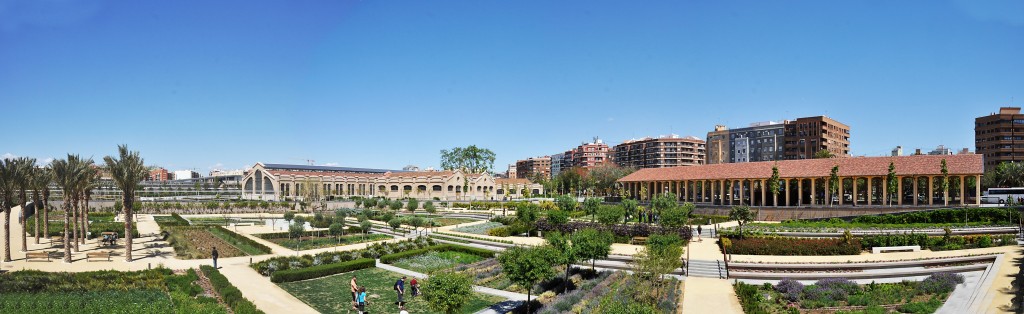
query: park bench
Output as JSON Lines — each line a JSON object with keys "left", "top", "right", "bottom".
{"left": 631, "top": 236, "right": 648, "bottom": 245}
{"left": 871, "top": 245, "right": 921, "bottom": 254}
{"left": 50, "top": 236, "right": 63, "bottom": 246}
{"left": 86, "top": 251, "right": 112, "bottom": 262}
{"left": 25, "top": 251, "right": 52, "bottom": 262}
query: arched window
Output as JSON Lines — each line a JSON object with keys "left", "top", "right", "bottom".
{"left": 432, "top": 185, "right": 442, "bottom": 191}
{"left": 391, "top": 185, "right": 399, "bottom": 191}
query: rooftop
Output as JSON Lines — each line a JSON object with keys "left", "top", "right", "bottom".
{"left": 262, "top": 163, "right": 402, "bottom": 174}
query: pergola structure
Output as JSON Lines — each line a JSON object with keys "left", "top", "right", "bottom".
{"left": 617, "top": 154, "right": 984, "bottom": 207}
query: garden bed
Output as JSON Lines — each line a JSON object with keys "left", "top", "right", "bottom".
{"left": 265, "top": 234, "right": 392, "bottom": 251}
{"left": 278, "top": 267, "right": 504, "bottom": 314}
{"left": 453, "top": 222, "right": 505, "bottom": 235}
{"left": 164, "top": 226, "right": 268, "bottom": 259}
{"left": 735, "top": 274, "right": 963, "bottom": 313}
{"left": 391, "top": 250, "right": 485, "bottom": 274}
{"left": 252, "top": 237, "right": 434, "bottom": 276}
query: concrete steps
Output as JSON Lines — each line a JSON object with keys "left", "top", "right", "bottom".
{"left": 686, "top": 259, "right": 726, "bottom": 279}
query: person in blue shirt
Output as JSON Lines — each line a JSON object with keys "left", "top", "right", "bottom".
{"left": 394, "top": 276, "right": 406, "bottom": 307}
{"left": 356, "top": 287, "right": 367, "bottom": 313}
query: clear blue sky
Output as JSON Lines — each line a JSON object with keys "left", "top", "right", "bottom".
{"left": 2, "top": 0, "right": 1022, "bottom": 173}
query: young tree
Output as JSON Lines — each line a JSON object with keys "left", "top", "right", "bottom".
{"left": 283, "top": 211, "right": 295, "bottom": 225}
{"left": 828, "top": 165, "right": 840, "bottom": 207}
{"left": 359, "top": 220, "right": 372, "bottom": 239}
{"left": 388, "top": 218, "right": 402, "bottom": 231}
{"left": 424, "top": 200, "right": 436, "bottom": 214}
{"left": 574, "top": 228, "right": 613, "bottom": 270}
{"left": 813, "top": 149, "right": 835, "bottom": 159}
{"left": 729, "top": 205, "right": 755, "bottom": 238}
{"left": 582, "top": 197, "right": 601, "bottom": 222}
{"left": 940, "top": 159, "right": 949, "bottom": 206}
{"left": 596, "top": 205, "right": 624, "bottom": 227}
{"left": 497, "top": 246, "right": 559, "bottom": 313}
{"left": 389, "top": 199, "right": 402, "bottom": 210}
{"left": 329, "top": 222, "right": 345, "bottom": 239}
{"left": 547, "top": 208, "right": 569, "bottom": 226}
{"left": 768, "top": 165, "right": 781, "bottom": 207}
{"left": 632, "top": 234, "right": 683, "bottom": 301}
{"left": 104, "top": 145, "right": 147, "bottom": 262}
{"left": 649, "top": 192, "right": 677, "bottom": 222}
{"left": 545, "top": 231, "right": 581, "bottom": 293}
{"left": 423, "top": 272, "right": 474, "bottom": 314}
{"left": 621, "top": 199, "right": 639, "bottom": 225}
{"left": 439, "top": 145, "right": 496, "bottom": 173}
{"left": 406, "top": 198, "right": 419, "bottom": 212}
{"left": 288, "top": 221, "right": 305, "bottom": 240}
{"left": 638, "top": 184, "right": 649, "bottom": 202}
{"left": 660, "top": 204, "right": 689, "bottom": 228}
{"left": 886, "top": 162, "right": 897, "bottom": 206}
{"left": 554, "top": 194, "right": 577, "bottom": 212}
{"left": 410, "top": 216, "right": 426, "bottom": 236}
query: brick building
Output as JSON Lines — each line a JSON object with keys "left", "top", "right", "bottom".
{"left": 783, "top": 116, "right": 851, "bottom": 160}
{"left": 563, "top": 138, "right": 611, "bottom": 169}
{"left": 149, "top": 167, "right": 171, "bottom": 181}
{"left": 614, "top": 134, "right": 706, "bottom": 168}
{"left": 976, "top": 107, "right": 1024, "bottom": 172}
{"left": 515, "top": 156, "right": 551, "bottom": 180}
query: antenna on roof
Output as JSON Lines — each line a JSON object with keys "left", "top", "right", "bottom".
{"left": 307, "top": 159, "right": 315, "bottom": 166}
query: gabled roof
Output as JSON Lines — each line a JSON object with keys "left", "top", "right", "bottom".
{"left": 262, "top": 163, "right": 401, "bottom": 174}
{"left": 618, "top": 154, "right": 983, "bottom": 182}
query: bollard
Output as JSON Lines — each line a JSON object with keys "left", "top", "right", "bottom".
{"left": 148, "top": 263, "right": 151, "bottom": 270}
{"left": 250, "top": 257, "right": 253, "bottom": 265}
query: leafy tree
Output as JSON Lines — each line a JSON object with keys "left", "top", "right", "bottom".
{"left": 354, "top": 198, "right": 363, "bottom": 208}
{"left": 768, "top": 165, "right": 781, "bottom": 206}
{"left": 423, "top": 272, "right": 474, "bottom": 314}
{"left": 440, "top": 145, "right": 496, "bottom": 173}
{"left": 547, "top": 208, "right": 569, "bottom": 226}
{"left": 103, "top": 145, "right": 147, "bottom": 262}
{"left": 587, "top": 163, "right": 637, "bottom": 196}
{"left": 334, "top": 209, "right": 348, "bottom": 223}
{"left": 829, "top": 165, "right": 840, "bottom": 207}
{"left": 406, "top": 198, "right": 419, "bottom": 212}
{"left": 388, "top": 218, "right": 402, "bottom": 231}
{"left": 940, "top": 159, "right": 949, "bottom": 206}
{"left": 574, "top": 228, "right": 613, "bottom": 270}
{"left": 328, "top": 222, "right": 345, "bottom": 238}
{"left": 596, "top": 205, "right": 624, "bottom": 227}
{"left": 516, "top": 203, "right": 539, "bottom": 226}
{"left": 638, "top": 184, "right": 649, "bottom": 201}
{"left": 729, "top": 205, "right": 755, "bottom": 238}
{"left": 650, "top": 192, "right": 677, "bottom": 219}
{"left": 813, "top": 149, "right": 835, "bottom": 159}
{"left": 288, "top": 221, "right": 305, "bottom": 239}
{"left": 363, "top": 198, "right": 377, "bottom": 209}
{"left": 359, "top": 220, "right": 372, "bottom": 239}
{"left": 389, "top": 200, "right": 402, "bottom": 210}
{"left": 545, "top": 231, "right": 581, "bottom": 293}
{"left": 497, "top": 246, "right": 559, "bottom": 313}
{"left": 424, "top": 200, "right": 436, "bottom": 214}
{"left": 620, "top": 199, "right": 639, "bottom": 225}
{"left": 410, "top": 216, "right": 426, "bottom": 236}
{"left": 582, "top": 197, "right": 601, "bottom": 222}
{"left": 283, "top": 211, "right": 295, "bottom": 224}
{"left": 660, "top": 203, "right": 691, "bottom": 228}
{"left": 886, "top": 162, "right": 897, "bottom": 207}
{"left": 632, "top": 234, "right": 683, "bottom": 302}
{"left": 554, "top": 194, "right": 577, "bottom": 212}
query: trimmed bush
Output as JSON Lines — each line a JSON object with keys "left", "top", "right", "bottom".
{"left": 270, "top": 258, "right": 375, "bottom": 283}
{"left": 200, "top": 265, "right": 265, "bottom": 314}
{"left": 724, "top": 237, "right": 861, "bottom": 256}
{"left": 379, "top": 244, "right": 494, "bottom": 264}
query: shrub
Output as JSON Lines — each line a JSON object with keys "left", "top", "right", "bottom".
{"left": 775, "top": 278, "right": 803, "bottom": 302}
{"left": 487, "top": 226, "right": 512, "bottom": 237}
{"left": 725, "top": 237, "right": 861, "bottom": 256}
{"left": 918, "top": 272, "right": 964, "bottom": 294}
{"left": 270, "top": 258, "right": 375, "bottom": 283}
{"left": 200, "top": 265, "right": 265, "bottom": 314}
{"left": 379, "top": 244, "right": 494, "bottom": 264}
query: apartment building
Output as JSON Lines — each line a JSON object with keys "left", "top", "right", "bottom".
{"left": 976, "top": 107, "right": 1024, "bottom": 172}
{"left": 706, "top": 121, "right": 786, "bottom": 164}
{"left": 515, "top": 156, "right": 551, "bottom": 180}
{"left": 613, "top": 134, "right": 706, "bottom": 168}
{"left": 782, "top": 116, "right": 851, "bottom": 160}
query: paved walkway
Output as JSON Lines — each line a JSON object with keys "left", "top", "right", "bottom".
{"left": 681, "top": 277, "right": 743, "bottom": 314}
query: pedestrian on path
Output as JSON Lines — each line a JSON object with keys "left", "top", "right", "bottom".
{"left": 211, "top": 247, "right": 219, "bottom": 269}
{"left": 357, "top": 287, "right": 368, "bottom": 314}
{"left": 394, "top": 276, "right": 406, "bottom": 307}
{"left": 697, "top": 225, "right": 703, "bottom": 242}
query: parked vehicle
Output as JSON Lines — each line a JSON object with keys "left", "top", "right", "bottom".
{"left": 982, "top": 187, "right": 1024, "bottom": 204}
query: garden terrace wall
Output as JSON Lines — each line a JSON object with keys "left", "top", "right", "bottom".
{"left": 270, "top": 258, "right": 376, "bottom": 283}
{"left": 535, "top": 219, "right": 693, "bottom": 241}
{"left": 379, "top": 244, "right": 495, "bottom": 264}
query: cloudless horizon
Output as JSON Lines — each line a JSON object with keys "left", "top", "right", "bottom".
{"left": 2, "top": 0, "right": 1022, "bottom": 173}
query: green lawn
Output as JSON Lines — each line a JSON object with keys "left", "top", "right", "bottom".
{"left": 278, "top": 267, "right": 504, "bottom": 314}
{"left": 268, "top": 234, "right": 391, "bottom": 251}
{"left": 391, "top": 251, "right": 484, "bottom": 274}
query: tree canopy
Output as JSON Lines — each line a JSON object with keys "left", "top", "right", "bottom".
{"left": 423, "top": 272, "right": 474, "bottom": 314}
{"left": 440, "top": 145, "right": 495, "bottom": 173}
{"left": 497, "top": 245, "right": 559, "bottom": 313}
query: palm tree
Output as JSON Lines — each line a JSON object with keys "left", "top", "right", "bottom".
{"left": 73, "top": 162, "right": 97, "bottom": 247}
{"left": 15, "top": 157, "right": 36, "bottom": 253}
{"left": 82, "top": 169, "right": 100, "bottom": 244}
{"left": 0, "top": 158, "right": 23, "bottom": 262}
{"left": 30, "top": 167, "right": 52, "bottom": 244}
{"left": 104, "top": 145, "right": 147, "bottom": 262}
{"left": 51, "top": 155, "right": 88, "bottom": 263}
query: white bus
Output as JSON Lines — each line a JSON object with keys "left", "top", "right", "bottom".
{"left": 982, "top": 187, "right": 1024, "bottom": 204}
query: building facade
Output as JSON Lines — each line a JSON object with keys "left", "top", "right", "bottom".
{"left": 706, "top": 122, "right": 786, "bottom": 164}
{"left": 505, "top": 164, "right": 517, "bottom": 179}
{"left": 239, "top": 163, "right": 529, "bottom": 201}
{"left": 928, "top": 145, "right": 953, "bottom": 156}
{"left": 516, "top": 156, "right": 551, "bottom": 180}
{"left": 149, "top": 167, "right": 171, "bottom": 181}
{"left": 550, "top": 153, "right": 564, "bottom": 177}
{"left": 494, "top": 178, "right": 545, "bottom": 199}
{"left": 976, "top": 107, "right": 1023, "bottom": 172}
{"left": 614, "top": 134, "right": 706, "bottom": 168}
{"left": 783, "top": 116, "right": 851, "bottom": 160}
{"left": 173, "top": 170, "right": 200, "bottom": 180}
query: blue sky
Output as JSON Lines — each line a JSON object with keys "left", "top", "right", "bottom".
{"left": 1, "top": 0, "right": 1022, "bottom": 173}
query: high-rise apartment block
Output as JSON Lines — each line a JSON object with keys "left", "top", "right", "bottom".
{"left": 515, "top": 156, "right": 551, "bottom": 180}
{"left": 613, "top": 134, "right": 706, "bottom": 168}
{"left": 782, "top": 116, "right": 851, "bottom": 160}
{"left": 976, "top": 107, "right": 1024, "bottom": 172}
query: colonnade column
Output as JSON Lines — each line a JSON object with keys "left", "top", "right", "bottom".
{"left": 881, "top": 178, "right": 887, "bottom": 206}
{"left": 838, "top": 178, "right": 844, "bottom": 206}
{"left": 784, "top": 179, "right": 791, "bottom": 207}
{"left": 811, "top": 178, "right": 817, "bottom": 205}
{"left": 897, "top": 177, "right": 903, "bottom": 206}
{"left": 749, "top": 180, "right": 755, "bottom": 206}
{"left": 719, "top": 180, "right": 725, "bottom": 205}
{"left": 975, "top": 175, "right": 982, "bottom": 205}
{"left": 959, "top": 176, "right": 966, "bottom": 206}
{"left": 760, "top": 179, "right": 767, "bottom": 206}
{"left": 852, "top": 177, "right": 859, "bottom": 206}
{"left": 913, "top": 177, "right": 919, "bottom": 205}
{"left": 928, "top": 176, "right": 934, "bottom": 206}
{"left": 866, "top": 177, "right": 872, "bottom": 206}
{"left": 797, "top": 179, "right": 803, "bottom": 206}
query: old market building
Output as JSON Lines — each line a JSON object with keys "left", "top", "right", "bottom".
{"left": 241, "top": 163, "right": 542, "bottom": 201}
{"left": 617, "top": 154, "right": 984, "bottom": 207}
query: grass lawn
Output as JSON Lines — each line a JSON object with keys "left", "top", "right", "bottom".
{"left": 279, "top": 267, "right": 504, "bottom": 314}
{"left": 452, "top": 222, "right": 504, "bottom": 235}
{"left": 431, "top": 217, "right": 477, "bottom": 227}
{"left": 391, "top": 251, "right": 484, "bottom": 274}
{"left": 267, "top": 234, "right": 392, "bottom": 251}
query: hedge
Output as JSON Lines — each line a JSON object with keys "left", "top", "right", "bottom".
{"left": 199, "top": 265, "right": 265, "bottom": 314}
{"left": 379, "top": 244, "right": 494, "bottom": 264}
{"left": 252, "top": 229, "right": 339, "bottom": 239}
{"left": 212, "top": 226, "right": 272, "bottom": 254}
{"left": 723, "top": 237, "right": 862, "bottom": 256}
{"left": 850, "top": 208, "right": 1015, "bottom": 225}
{"left": 535, "top": 219, "right": 693, "bottom": 241}
{"left": 270, "top": 258, "right": 375, "bottom": 283}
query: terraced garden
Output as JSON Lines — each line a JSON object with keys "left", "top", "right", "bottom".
{"left": 391, "top": 250, "right": 485, "bottom": 274}
{"left": 735, "top": 273, "right": 964, "bottom": 314}
{"left": 264, "top": 233, "right": 392, "bottom": 251}
{"left": 452, "top": 222, "right": 504, "bottom": 235}
{"left": 158, "top": 215, "right": 272, "bottom": 259}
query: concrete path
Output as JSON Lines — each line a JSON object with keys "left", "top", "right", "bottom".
{"left": 217, "top": 261, "right": 319, "bottom": 314}
{"left": 681, "top": 277, "right": 743, "bottom": 314}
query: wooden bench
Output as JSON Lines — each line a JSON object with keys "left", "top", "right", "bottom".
{"left": 25, "top": 251, "right": 51, "bottom": 262}
{"left": 631, "top": 236, "right": 648, "bottom": 245}
{"left": 86, "top": 251, "right": 113, "bottom": 262}
{"left": 50, "top": 236, "right": 64, "bottom": 246}
{"left": 872, "top": 245, "right": 921, "bottom": 254}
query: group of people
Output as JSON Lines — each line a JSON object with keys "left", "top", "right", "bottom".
{"left": 350, "top": 275, "right": 420, "bottom": 314}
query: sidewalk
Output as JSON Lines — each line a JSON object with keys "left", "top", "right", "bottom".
{"left": 681, "top": 277, "right": 743, "bottom": 314}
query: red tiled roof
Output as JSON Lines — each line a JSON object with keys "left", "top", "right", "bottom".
{"left": 495, "top": 178, "right": 532, "bottom": 185}
{"left": 618, "top": 154, "right": 983, "bottom": 182}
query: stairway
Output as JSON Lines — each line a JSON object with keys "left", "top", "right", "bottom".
{"left": 686, "top": 259, "right": 726, "bottom": 279}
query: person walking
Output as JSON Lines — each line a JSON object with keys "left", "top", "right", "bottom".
{"left": 697, "top": 225, "right": 703, "bottom": 239}
{"left": 356, "top": 287, "right": 367, "bottom": 314}
{"left": 211, "top": 247, "right": 219, "bottom": 269}
{"left": 350, "top": 275, "right": 359, "bottom": 309}
{"left": 410, "top": 277, "right": 419, "bottom": 297}
{"left": 394, "top": 276, "right": 406, "bottom": 307}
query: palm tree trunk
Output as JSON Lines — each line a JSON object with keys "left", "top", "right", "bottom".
{"left": 71, "top": 194, "right": 79, "bottom": 251}
{"left": 20, "top": 190, "right": 28, "bottom": 252}
{"left": 124, "top": 195, "right": 134, "bottom": 262}
{"left": 81, "top": 194, "right": 88, "bottom": 245}
{"left": 43, "top": 190, "right": 50, "bottom": 239}
{"left": 33, "top": 191, "right": 40, "bottom": 244}
{"left": 63, "top": 199, "right": 72, "bottom": 263}
{"left": 3, "top": 202, "right": 10, "bottom": 262}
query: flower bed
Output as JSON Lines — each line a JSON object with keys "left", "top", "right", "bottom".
{"left": 208, "top": 226, "right": 272, "bottom": 255}
{"left": 735, "top": 273, "right": 963, "bottom": 313}
{"left": 453, "top": 222, "right": 505, "bottom": 235}
{"left": 268, "top": 234, "right": 392, "bottom": 251}
{"left": 199, "top": 266, "right": 264, "bottom": 314}
{"left": 391, "top": 250, "right": 485, "bottom": 274}
{"left": 379, "top": 244, "right": 494, "bottom": 264}
{"left": 536, "top": 219, "right": 693, "bottom": 241}
{"left": 252, "top": 237, "right": 433, "bottom": 276}
{"left": 724, "top": 237, "right": 862, "bottom": 256}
